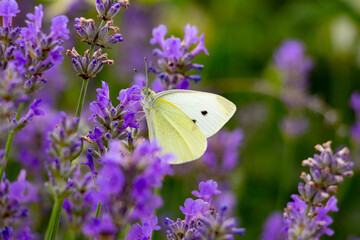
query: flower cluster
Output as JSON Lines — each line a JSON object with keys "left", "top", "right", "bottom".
{"left": 96, "top": 0, "right": 130, "bottom": 21}
{"left": 46, "top": 113, "right": 83, "bottom": 200}
{"left": 283, "top": 141, "right": 353, "bottom": 239}
{"left": 85, "top": 81, "right": 142, "bottom": 170}
{"left": 0, "top": 0, "right": 69, "bottom": 132}
{"left": 68, "top": 0, "right": 127, "bottom": 79}
{"left": 165, "top": 180, "right": 245, "bottom": 240}
{"left": 66, "top": 47, "right": 114, "bottom": 80}
{"left": 0, "top": 170, "right": 37, "bottom": 239}
{"left": 149, "top": 24, "right": 209, "bottom": 91}
{"left": 83, "top": 139, "right": 173, "bottom": 239}
{"left": 274, "top": 40, "right": 313, "bottom": 137}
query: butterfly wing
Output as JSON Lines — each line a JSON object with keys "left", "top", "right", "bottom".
{"left": 145, "top": 98, "right": 207, "bottom": 164}
{"left": 155, "top": 90, "right": 236, "bottom": 138}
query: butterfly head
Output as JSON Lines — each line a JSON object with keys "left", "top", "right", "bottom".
{"left": 141, "top": 87, "right": 156, "bottom": 102}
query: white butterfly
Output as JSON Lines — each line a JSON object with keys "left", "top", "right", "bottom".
{"left": 141, "top": 88, "right": 236, "bottom": 164}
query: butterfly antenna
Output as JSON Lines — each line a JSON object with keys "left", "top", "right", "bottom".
{"left": 144, "top": 57, "right": 149, "bottom": 88}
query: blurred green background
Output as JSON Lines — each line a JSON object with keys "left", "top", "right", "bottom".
{"left": 13, "top": 0, "right": 360, "bottom": 239}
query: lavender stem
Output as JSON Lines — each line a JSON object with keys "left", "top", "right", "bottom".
{"left": 0, "top": 102, "right": 25, "bottom": 181}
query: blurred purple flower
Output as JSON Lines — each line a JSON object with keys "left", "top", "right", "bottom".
{"left": 83, "top": 214, "right": 116, "bottom": 239}
{"left": 0, "top": 171, "right": 37, "bottom": 238}
{"left": 180, "top": 198, "right": 210, "bottom": 224}
{"left": 126, "top": 215, "right": 160, "bottom": 240}
{"left": 0, "top": 0, "right": 20, "bottom": 27}
{"left": 350, "top": 91, "right": 360, "bottom": 142}
{"left": 261, "top": 212, "right": 286, "bottom": 240}
{"left": 274, "top": 39, "right": 313, "bottom": 88}
{"left": 274, "top": 39, "right": 314, "bottom": 137}
{"left": 191, "top": 179, "right": 221, "bottom": 203}
{"left": 83, "top": 139, "right": 172, "bottom": 238}
{"left": 279, "top": 116, "right": 309, "bottom": 138}
{"left": 202, "top": 128, "right": 244, "bottom": 177}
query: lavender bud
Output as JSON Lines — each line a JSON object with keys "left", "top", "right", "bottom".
{"left": 72, "top": 58, "right": 83, "bottom": 74}
{"left": 106, "top": 3, "right": 121, "bottom": 19}
{"left": 4, "top": 45, "right": 15, "bottom": 60}
{"left": 95, "top": 0, "right": 106, "bottom": 16}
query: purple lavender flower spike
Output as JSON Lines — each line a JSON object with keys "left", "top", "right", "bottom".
{"left": 166, "top": 179, "right": 244, "bottom": 239}
{"left": 274, "top": 39, "right": 314, "bottom": 137}
{"left": 0, "top": 0, "right": 20, "bottom": 27}
{"left": 87, "top": 82, "right": 143, "bottom": 159}
{"left": 149, "top": 24, "right": 209, "bottom": 90}
{"left": 84, "top": 139, "right": 172, "bottom": 238}
{"left": 283, "top": 142, "right": 354, "bottom": 239}
{"left": 0, "top": 170, "right": 37, "bottom": 237}
{"left": 192, "top": 180, "right": 221, "bottom": 203}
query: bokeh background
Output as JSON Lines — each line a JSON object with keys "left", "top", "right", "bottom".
{"left": 7, "top": 0, "right": 360, "bottom": 239}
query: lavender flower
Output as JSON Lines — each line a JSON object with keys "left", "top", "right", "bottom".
{"left": 68, "top": 0, "right": 127, "bottom": 79}
{"left": 284, "top": 195, "right": 338, "bottom": 239}
{"left": 66, "top": 47, "right": 114, "bottom": 80}
{"left": 86, "top": 81, "right": 142, "bottom": 167}
{"left": 83, "top": 139, "right": 173, "bottom": 238}
{"left": 350, "top": 91, "right": 360, "bottom": 142}
{"left": 74, "top": 18, "right": 123, "bottom": 47}
{"left": 261, "top": 212, "right": 286, "bottom": 240}
{"left": 126, "top": 215, "right": 160, "bottom": 240}
{"left": 202, "top": 128, "right": 244, "bottom": 178}
{"left": 149, "top": 24, "right": 209, "bottom": 90}
{"left": 95, "top": 0, "right": 130, "bottom": 21}
{"left": 165, "top": 180, "right": 245, "bottom": 240}
{"left": 274, "top": 39, "right": 314, "bottom": 137}
{"left": 0, "top": 1, "right": 69, "bottom": 133}
{"left": 0, "top": 170, "right": 37, "bottom": 239}
{"left": 0, "top": 0, "right": 20, "bottom": 27}
{"left": 283, "top": 141, "right": 353, "bottom": 239}
{"left": 46, "top": 113, "right": 83, "bottom": 200}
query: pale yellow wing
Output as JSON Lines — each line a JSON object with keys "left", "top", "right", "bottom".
{"left": 146, "top": 98, "right": 207, "bottom": 164}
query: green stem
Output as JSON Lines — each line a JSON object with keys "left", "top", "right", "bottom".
{"left": 45, "top": 198, "right": 64, "bottom": 240}
{"left": 75, "top": 79, "right": 89, "bottom": 120}
{"left": 95, "top": 202, "right": 102, "bottom": 217}
{"left": 305, "top": 202, "right": 311, "bottom": 215}
{"left": 117, "top": 224, "right": 131, "bottom": 240}
{"left": 0, "top": 102, "right": 25, "bottom": 181}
